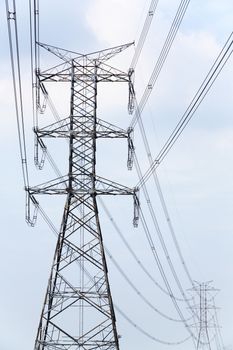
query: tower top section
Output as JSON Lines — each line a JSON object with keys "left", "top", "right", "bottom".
{"left": 38, "top": 41, "right": 134, "bottom": 63}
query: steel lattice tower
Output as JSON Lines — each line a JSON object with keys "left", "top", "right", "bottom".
{"left": 189, "top": 282, "right": 219, "bottom": 350}
{"left": 27, "top": 43, "right": 138, "bottom": 350}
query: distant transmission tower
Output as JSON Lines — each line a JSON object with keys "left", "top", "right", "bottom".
{"left": 27, "top": 41, "right": 139, "bottom": 349}
{"left": 189, "top": 281, "right": 219, "bottom": 350}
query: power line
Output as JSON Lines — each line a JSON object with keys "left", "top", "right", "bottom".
{"left": 130, "top": 0, "right": 160, "bottom": 70}
{"left": 105, "top": 247, "right": 188, "bottom": 323}
{"left": 115, "top": 304, "right": 192, "bottom": 345}
{"left": 5, "top": 0, "right": 30, "bottom": 188}
{"left": 134, "top": 155, "right": 198, "bottom": 309}
{"left": 130, "top": 32, "right": 231, "bottom": 347}
{"left": 99, "top": 197, "right": 189, "bottom": 302}
{"left": 28, "top": 0, "right": 36, "bottom": 127}
{"left": 137, "top": 31, "right": 233, "bottom": 188}
{"left": 32, "top": 0, "right": 40, "bottom": 130}
{"left": 134, "top": 150, "right": 226, "bottom": 345}
{"left": 130, "top": 0, "right": 191, "bottom": 129}
{"left": 139, "top": 208, "right": 197, "bottom": 345}
{"left": 136, "top": 104, "right": 194, "bottom": 285}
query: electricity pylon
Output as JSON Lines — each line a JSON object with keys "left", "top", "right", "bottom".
{"left": 189, "top": 281, "right": 219, "bottom": 350}
{"left": 27, "top": 42, "right": 139, "bottom": 349}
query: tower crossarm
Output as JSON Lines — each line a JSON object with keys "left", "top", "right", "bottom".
{"left": 38, "top": 60, "right": 131, "bottom": 83}
{"left": 34, "top": 118, "right": 129, "bottom": 139}
{"left": 38, "top": 41, "right": 134, "bottom": 63}
{"left": 27, "top": 175, "right": 138, "bottom": 197}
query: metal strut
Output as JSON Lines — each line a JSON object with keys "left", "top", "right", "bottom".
{"left": 31, "top": 44, "right": 137, "bottom": 350}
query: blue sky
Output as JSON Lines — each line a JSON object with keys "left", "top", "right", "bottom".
{"left": 0, "top": 1, "right": 233, "bottom": 349}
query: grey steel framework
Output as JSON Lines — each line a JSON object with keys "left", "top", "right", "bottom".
{"left": 189, "top": 282, "right": 219, "bottom": 350}
{"left": 27, "top": 43, "right": 139, "bottom": 350}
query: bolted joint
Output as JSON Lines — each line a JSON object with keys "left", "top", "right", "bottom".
{"left": 7, "top": 11, "right": 16, "bottom": 20}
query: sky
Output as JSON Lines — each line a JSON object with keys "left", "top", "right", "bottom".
{"left": 0, "top": 1, "right": 233, "bottom": 350}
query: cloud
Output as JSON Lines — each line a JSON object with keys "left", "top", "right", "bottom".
{"left": 177, "top": 30, "right": 220, "bottom": 60}
{"left": 86, "top": 0, "right": 145, "bottom": 45}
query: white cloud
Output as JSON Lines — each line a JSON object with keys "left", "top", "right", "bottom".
{"left": 86, "top": 0, "right": 148, "bottom": 45}
{"left": 177, "top": 30, "right": 220, "bottom": 60}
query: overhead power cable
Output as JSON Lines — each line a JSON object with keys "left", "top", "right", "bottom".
{"left": 5, "top": 0, "right": 30, "bottom": 188}
{"left": 29, "top": 0, "right": 40, "bottom": 131}
{"left": 115, "top": 304, "right": 192, "bottom": 345}
{"left": 137, "top": 31, "right": 233, "bottom": 189}
{"left": 130, "top": 0, "right": 191, "bottom": 129}
{"left": 130, "top": 0, "right": 159, "bottom": 70}
{"left": 136, "top": 102, "right": 194, "bottom": 286}
{"left": 139, "top": 208, "right": 197, "bottom": 345}
{"left": 134, "top": 155, "right": 198, "bottom": 309}
{"left": 105, "top": 247, "right": 188, "bottom": 323}
{"left": 99, "top": 197, "right": 188, "bottom": 302}
{"left": 134, "top": 150, "right": 226, "bottom": 346}
{"left": 34, "top": 0, "right": 40, "bottom": 81}
{"left": 28, "top": 0, "right": 36, "bottom": 126}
